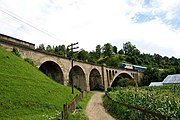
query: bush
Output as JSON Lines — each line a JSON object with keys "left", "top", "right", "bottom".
{"left": 112, "top": 77, "right": 137, "bottom": 87}
{"left": 24, "top": 58, "right": 35, "bottom": 66}
{"left": 107, "top": 87, "right": 113, "bottom": 92}
{"left": 94, "top": 84, "right": 104, "bottom": 91}
{"left": 12, "top": 47, "right": 21, "bottom": 57}
{"left": 117, "top": 78, "right": 129, "bottom": 87}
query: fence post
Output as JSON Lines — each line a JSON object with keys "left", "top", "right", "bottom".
{"left": 63, "top": 103, "right": 68, "bottom": 119}
{"left": 61, "top": 111, "right": 64, "bottom": 120}
{"left": 60, "top": 90, "right": 87, "bottom": 119}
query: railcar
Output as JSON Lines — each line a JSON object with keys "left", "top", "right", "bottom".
{"left": 119, "top": 63, "right": 133, "bottom": 69}
{"left": 133, "top": 65, "right": 146, "bottom": 72}
{"left": 119, "top": 63, "right": 146, "bottom": 72}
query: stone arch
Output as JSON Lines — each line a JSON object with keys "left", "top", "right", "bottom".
{"left": 110, "top": 71, "right": 133, "bottom": 87}
{"left": 39, "top": 61, "right": 64, "bottom": 84}
{"left": 69, "top": 65, "right": 86, "bottom": 91}
{"left": 89, "top": 68, "right": 102, "bottom": 90}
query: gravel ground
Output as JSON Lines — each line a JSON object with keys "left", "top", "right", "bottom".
{"left": 85, "top": 92, "right": 115, "bottom": 120}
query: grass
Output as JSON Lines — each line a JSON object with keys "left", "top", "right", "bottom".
{"left": 67, "top": 92, "right": 93, "bottom": 120}
{"left": 0, "top": 47, "right": 80, "bottom": 120}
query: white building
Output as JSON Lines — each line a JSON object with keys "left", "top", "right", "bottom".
{"left": 149, "top": 74, "right": 180, "bottom": 86}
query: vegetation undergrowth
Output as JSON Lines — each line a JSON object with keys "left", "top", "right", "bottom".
{"left": 67, "top": 92, "right": 93, "bottom": 120}
{"left": 103, "top": 86, "right": 180, "bottom": 120}
{"left": 0, "top": 47, "right": 80, "bottom": 120}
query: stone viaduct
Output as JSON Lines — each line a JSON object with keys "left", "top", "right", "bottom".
{"left": 0, "top": 34, "right": 144, "bottom": 91}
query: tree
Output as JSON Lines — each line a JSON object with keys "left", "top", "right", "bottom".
{"left": 36, "top": 44, "right": 45, "bottom": 51}
{"left": 46, "top": 45, "right": 53, "bottom": 53}
{"left": 123, "top": 42, "right": 140, "bottom": 56}
{"left": 102, "top": 43, "right": 113, "bottom": 57}
{"left": 60, "top": 45, "right": 66, "bottom": 56}
{"left": 154, "top": 54, "right": 162, "bottom": 65}
{"left": 54, "top": 45, "right": 66, "bottom": 56}
{"left": 77, "top": 49, "right": 89, "bottom": 61}
{"left": 106, "top": 54, "right": 120, "bottom": 67}
{"left": 118, "top": 49, "right": 124, "bottom": 54}
{"left": 160, "top": 68, "right": 176, "bottom": 80}
{"left": 142, "top": 67, "right": 160, "bottom": 86}
{"left": 126, "top": 56, "right": 138, "bottom": 65}
{"left": 113, "top": 46, "right": 118, "bottom": 54}
{"left": 89, "top": 51, "right": 97, "bottom": 63}
{"left": 95, "top": 45, "right": 101, "bottom": 59}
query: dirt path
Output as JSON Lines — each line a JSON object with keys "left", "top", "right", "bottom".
{"left": 85, "top": 92, "right": 115, "bottom": 120}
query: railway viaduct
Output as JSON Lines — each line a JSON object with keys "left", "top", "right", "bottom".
{"left": 0, "top": 34, "right": 144, "bottom": 91}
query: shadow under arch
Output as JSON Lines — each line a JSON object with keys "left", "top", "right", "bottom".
{"left": 110, "top": 72, "right": 133, "bottom": 87}
{"left": 39, "top": 61, "right": 64, "bottom": 84}
{"left": 69, "top": 65, "right": 86, "bottom": 91}
{"left": 89, "top": 68, "right": 102, "bottom": 91}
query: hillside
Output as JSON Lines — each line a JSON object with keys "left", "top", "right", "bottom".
{"left": 0, "top": 47, "right": 79, "bottom": 120}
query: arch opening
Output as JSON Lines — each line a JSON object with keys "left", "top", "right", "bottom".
{"left": 89, "top": 69, "right": 102, "bottom": 91}
{"left": 69, "top": 66, "right": 86, "bottom": 91}
{"left": 111, "top": 73, "right": 134, "bottom": 87}
{"left": 39, "top": 61, "right": 64, "bottom": 84}
{"left": 106, "top": 70, "right": 110, "bottom": 86}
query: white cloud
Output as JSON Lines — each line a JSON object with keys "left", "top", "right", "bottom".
{"left": 0, "top": 0, "right": 179, "bottom": 57}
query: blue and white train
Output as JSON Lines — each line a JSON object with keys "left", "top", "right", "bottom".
{"left": 119, "top": 63, "right": 146, "bottom": 72}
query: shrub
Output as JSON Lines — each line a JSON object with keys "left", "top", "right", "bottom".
{"left": 12, "top": 47, "right": 21, "bottom": 57}
{"left": 117, "top": 78, "right": 129, "bottom": 87}
{"left": 107, "top": 87, "right": 113, "bottom": 92}
{"left": 94, "top": 84, "right": 105, "bottom": 91}
{"left": 24, "top": 58, "right": 35, "bottom": 66}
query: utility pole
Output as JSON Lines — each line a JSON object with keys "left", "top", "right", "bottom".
{"left": 67, "top": 42, "right": 79, "bottom": 94}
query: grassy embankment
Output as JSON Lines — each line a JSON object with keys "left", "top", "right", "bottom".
{"left": 0, "top": 47, "right": 80, "bottom": 120}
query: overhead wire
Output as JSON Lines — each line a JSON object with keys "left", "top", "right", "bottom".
{"left": 0, "top": 6, "right": 60, "bottom": 41}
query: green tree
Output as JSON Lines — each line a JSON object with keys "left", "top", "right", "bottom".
{"left": 77, "top": 49, "right": 89, "bottom": 61}
{"left": 160, "top": 68, "right": 176, "bottom": 80}
{"left": 95, "top": 45, "right": 101, "bottom": 59}
{"left": 113, "top": 46, "right": 118, "bottom": 54}
{"left": 153, "top": 54, "right": 163, "bottom": 67}
{"left": 36, "top": 44, "right": 45, "bottom": 51}
{"left": 102, "top": 43, "right": 113, "bottom": 57}
{"left": 46, "top": 45, "right": 53, "bottom": 53}
{"left": 123, "top": 42, "right": 140, "bottom": 56}
{"left": 54, "top": 45, "right": 66, "bottom": 56}
{"left": 126, "top": 56, "right": 138, "bottom": 65}
{"left": 88, "top": 51, "right": 97, "bottom": 63}
{"left": 142, "top": 67, "right": 160, "bottom": 86}
{"left": 118, "top": 49, "right": 124, "bottom": 54}
{"left": 106, "top": 54, "right": 120, "bottom": 67}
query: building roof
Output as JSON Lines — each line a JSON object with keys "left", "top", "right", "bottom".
{"left": 163, "top": 74, "right": 180, "bottom": 84}
{"left": 149, "top": 82, "right": 163, "bottom": 86}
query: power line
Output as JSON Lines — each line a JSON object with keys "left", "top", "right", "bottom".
{"left": 0, "top": 7, "right": 60, "bottom": 41}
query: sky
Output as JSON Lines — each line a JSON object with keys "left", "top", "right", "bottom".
{"left": 0, "top": 0, "right": 180, "bottom": 58}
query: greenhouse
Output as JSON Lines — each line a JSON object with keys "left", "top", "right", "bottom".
{"left": 149, "top": 82, "right": 163, "bottom": 86}
{"left": 149, "top": 74, "right": 180, "bottom": 86}
{"left": 163, "top": 74, "right": 180, "bottom": 84}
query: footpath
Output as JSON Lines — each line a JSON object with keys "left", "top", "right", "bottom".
{"left": 85, "top": 92, "right": 115, "bottom": 120}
